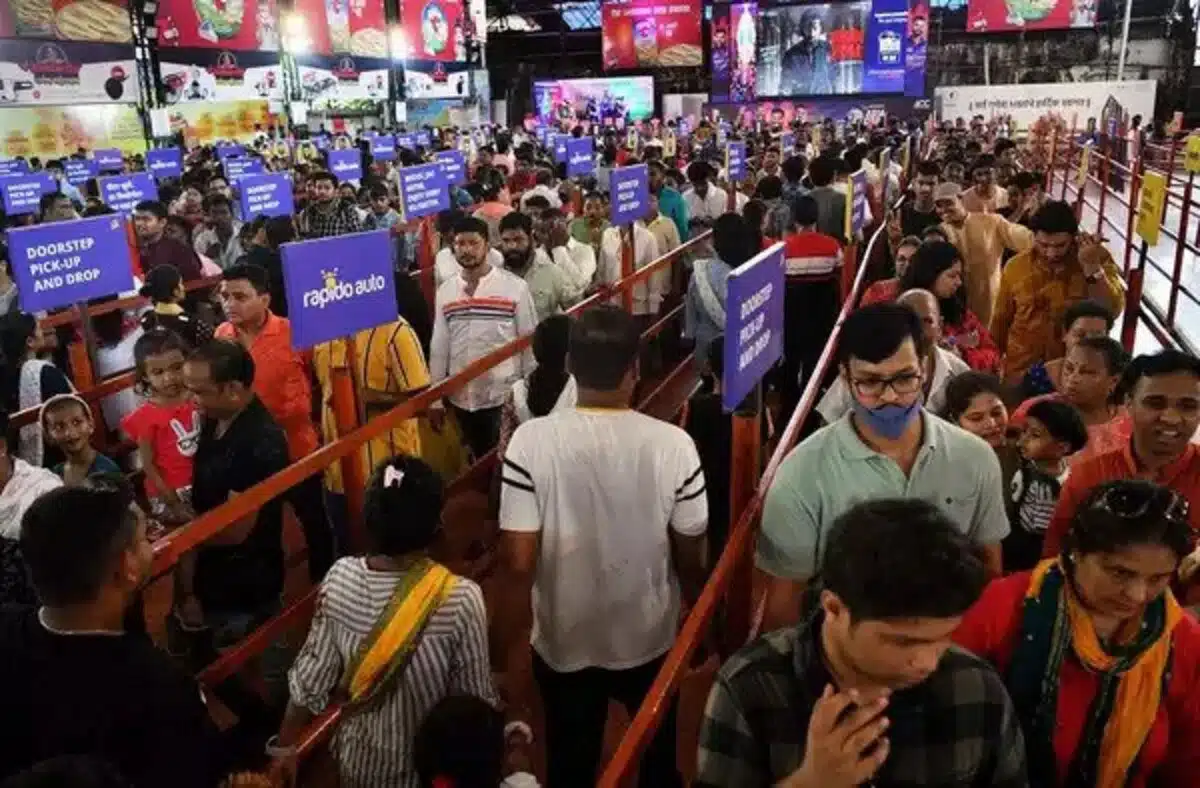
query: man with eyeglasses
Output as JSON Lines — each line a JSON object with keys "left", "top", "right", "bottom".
{"left": 757, "top": 302, "right": 1009, "bottom": 632}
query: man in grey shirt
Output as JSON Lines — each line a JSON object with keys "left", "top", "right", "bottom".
{"left": 757, "top": 302, "right": 1008, "bottom": 632}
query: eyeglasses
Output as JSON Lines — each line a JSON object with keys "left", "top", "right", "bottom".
{"left": 849, "top": 371, "right": 923, "bottom": 398}
{"left": 1087, "top": 483, "right": 1191, "bottom": 526}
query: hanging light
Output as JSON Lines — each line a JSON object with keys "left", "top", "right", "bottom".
{"left": 390, "top": 28, "right": 409, "bottom": 61}
{"left": 282, "top": 12, "right": 311, "bottom": 54}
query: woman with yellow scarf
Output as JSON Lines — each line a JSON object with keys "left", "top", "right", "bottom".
{"left": 954, "top": 479, "right": 1200, "bottom": 787}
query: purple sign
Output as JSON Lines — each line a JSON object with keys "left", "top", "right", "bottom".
{"left": 313, "top": 136, "right": 331, "bottom": 151}
{"left": 726, "top": 141, "right": 747, "bottom": 182}
{"left": 566, "top": 137, "right": 594, "bottom": 178}
{"left": 216, "top": 143, "right": 245, "bottom": 160}
{"left": 0, "top": 160, "right": 29, "bottom": 176}
{"left": 99, "top": 173, "right": 158, "bottom": 215}
{"left": 8, "top": 214, "right": 135, "bottom": 312}
{"left": 371, "top": 134, "right": 397, "bottom": 161}
{"left": 1, "top": 173, "right": 56, "bottom": 215}
{"left": 434, "top": 150, "right": 467, "bottom": 186}
{"left": 862, "top": 0, "right": 908, "bottom": 94}
{"left": 146, "top": 148, "right": 183, "bottom": 179}
{"left": 398, "top": 163, "right": 449, "bottom": 219}
{"left": 64, "top": 159, "right": 98, "bottom": 186}
{"left": 223, "top": 157, "right": 265, "bottom": 183}
{"left": 397, "top": 133, "right": 416, "bottom": 150}
{"left": 239, "top": 173, "right": 294, "bottom": 219}
{"left": 94, "top": 148, "right": 123, "bottom": 172}
{"left": 848, "top": 170, "right": 868, "bottom": 237}
{"left": 281, "top": 230, "right": 399, "bottom": 350}
{"left": 552, "top": 134, "right": 569, "bottom": 163}
{"left": 415, "top": 130, "right": 432, "bottom": 147}
{"left": 610, "top": 164, "right": 649, "bottom": 225}
{"left": 328, "top": 149, "right": 362, "bottom": 182}
{"left": 780, "top": 132, "right": 795, "bottom": 154}
{"left": 722, "top": 242, "right": 784, "bottom": 411}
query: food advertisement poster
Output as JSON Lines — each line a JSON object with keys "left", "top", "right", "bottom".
{"left": 295, "top": 56, "right": 390, "bottom": 102}
{"left": 166, "top": 99, "right": 277, "bottom": 145}
{"left": 401, "top": 0, "right": 468, "bottom": 63}
{"left": 403, "top": 60, "right": 470, "bottom": 100}
{"left": 291, "top": 0, "right": 389, "bottom": 58}
{"left": 602, "top": 0, "right": 702, "bottom": 70}
{"left": 0, "top": 0, "right": 132, "bottom": 43}
{"left": 0, "top": 104, "right": 146, "bottom": 157}
{"left": 159, "top": 49, "right": 284, "bottom": 102}
{"left": 966, "top": 0, "right": 1095, "bottom": 32}
{"left": 0, "top": 40, "right": 138, "bottom": 104}
{"left": 156, "top": 0, "right": 279, "bottom": 50}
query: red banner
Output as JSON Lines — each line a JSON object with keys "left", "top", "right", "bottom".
{"left": 966, "top": 0, "right": 1095, "bottom": 33}
{"left": 0, "top": 0, "right": 132, "bottom": 44}
{"left": 602, "top": 0, "right": 702, "bottom": 70}
{"left": 401, "top": 0, "right": 467, "bottom": 63}
{"left": 284, "top": 0, "right": 389, "bottom": 57}
{"left": 157, "top": 0, "right": 279, "bottom": 50}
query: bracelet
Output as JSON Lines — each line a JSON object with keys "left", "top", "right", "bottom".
{"left": 265, "top": 735, "right": 298, "bottom": 758}
{"left": 504, "top": 720, "right": 534, "bottom": 744}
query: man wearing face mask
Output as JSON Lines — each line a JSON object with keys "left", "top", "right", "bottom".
{"left": 757, "top": 302, "right": 1009, "bottom": 631}
{"left": 0, "top": 479, "right": 222, "bottom": 787}
{"left": 498, "top": 211, "right": 579, "bottom": 322}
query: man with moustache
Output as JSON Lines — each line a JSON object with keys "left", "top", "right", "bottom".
{"left": 498, "top": 211, "right": 580, "bottom": 322}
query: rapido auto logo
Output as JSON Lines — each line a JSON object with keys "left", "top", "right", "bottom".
{"left": 303, "top": 267, "right": 387, "bottom": 309}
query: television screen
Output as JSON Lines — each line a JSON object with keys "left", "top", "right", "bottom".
{"left": 601, "top": 0, "right": 703, "bottom": 69}
{"left": 711, "top": 2, "right": 759, "bottom": 102}
{"left": 755, "top": 0, "right": 910, "bottom": 98}
{"left": 965, "top": 0, "right": 1095, "bottom": 32}
{"left": 532, "top": 77, "right": 656, "bottom": 124}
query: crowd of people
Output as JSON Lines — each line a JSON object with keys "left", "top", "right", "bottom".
{"left": 0, "top": 109, "right": 1195, "bottom": 788}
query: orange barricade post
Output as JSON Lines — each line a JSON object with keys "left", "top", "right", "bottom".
{"left": 417, "top": 217, "right": 436, "bottom": 309}
{"left": 330, "top": 342, "right": 367, "bottom": 551}
{"left": 723, "top": 385, "right": 760, "bottom": 656}
{"left": 1096, "top": 132, "right": 1112, "bottom": 237}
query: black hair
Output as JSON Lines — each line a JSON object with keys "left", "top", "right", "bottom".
{"left": 1073, "top": 335, "right": 1130, "bottom": 377}
{"left": 20, "top": 483, "right": 139, "bottom": 606}
{"left": 1063, "top": 480, "right": 1194, "bottom": 561}
{"left": 475, "top": 167, "right": 507, "bottom": 202}
{"left": 0, "top": 311, "right": 37, "bottom": 410}
{"left": 712, "top": 213, "right": 755, "bottom": 268}
{"left": 201, "top": 193, "right": 232, "bottom": 213}
{"left": 792, "top": 194, "right": 819, "bottom": 227}
{"left": 436, "top": 209, "right": 466, "bottom": 235}
{"left": 1061, "top": 299, "right": 1114, "bottom": 333}
{"left": 568, "top": 305, "right": 639, "bottom": 391}
{"left": 686, "top": 161, "right": 711, "bottom": 183}
{"left": 523, "top": 195, "right": 550, "bottom": 213}
{"left": 133, "top": 329, "right": 190, "bottom": 396}
{"left": 308, "top": 170, "right": 338, "bottom": 188}
{"left": 1122, "top": 348, "right": 1200, "bottom": 397}
{"left": 1026, "top": 398, "right": 1089, "bottom": 454}
{"left": 133, "top": 200, "right": 167, "bottom": 219}
{"left": 527, "top": 315, "right": 571, "bottom": 418}
{"left": 362, "top": 454, "right": 444, "bottom": 556}
{"left": 994, "top": 138, "right": 1017, "bottom": 155}
{"left": 454, "top": 216, "right": 490, "bottom": 240}
{"left": 915, "top": 160, "right": 941, "bottom": 178}
{"left": 263, "top": 215, "right": 294, "bottom": 249}
{"left": 1013, "top": 171, "right": 1044, "bottom": 191}
{"left": 139, "top": 264, "right": 182, "bottom": 303}
{"left": 413, "top": 695, "right": 505, "bottom": 788}
{"left": 900, "top": 240, "right": 964, "bottom": 325}
{"left": 782, "top": 155, "right": 806, "bottom": 183}
{"left": 38, "top": 192, "right": 70, "bottom": 215}
{"left": 808, "top": 155, "right": 836, "bottom": 187}
{"left": 1029, "top": 200, "right": 1079, "bottom": 235}
{"left": 0, "top": 756, "right": 130, "bottom": 788}
{"left": 942, "top": 371, "right": 1006, "bottom": 422}
{"left": 922, "top": 225, "right": 949, "bottom": 242}
{"left": 970, "top": 153, "right": 997, "bottom": 174}
{"left": 837, "top": 302, "right": 928, "bottom": 366}
{"left": 499, "top": 210, "right": 533, "bottom": 236}
{"left": 822, "top": 498, "right": 988, "bottom": 621}
{"left": 222, "top": 262, "right": 270, "bottom": 294}
{"left": 756, "top": 175, "right": 783, "bottom": 201}
{"left": 188, "top": 339, "right": 255, "bottom": 387}
{"left": 39, "top": 394, "right": 92, "bottom": 435}
{"left": 742, "top": 199, "right": 766, "bottom": 250}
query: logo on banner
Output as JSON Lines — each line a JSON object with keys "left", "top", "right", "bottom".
{"left": 328, "top": 150, "right": 362, "bottom": 181}
{"left": 879, "top": 31, "right": 901, "bottom": 64}
{"left": 210, "top": 51, "right": 246, "bottom": 79}
{"left": 303, "top": 266, "right": 388, "bottom": 310}
{"left": 333, "top": 57, "right": 360, "bottom": 80}
{"left": 23, "top": 44, "right": 82, "bottom": 79}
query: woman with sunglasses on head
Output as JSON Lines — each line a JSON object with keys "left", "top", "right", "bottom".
{"left": 954, "top": 479, "right": 1200, "bottom": 787}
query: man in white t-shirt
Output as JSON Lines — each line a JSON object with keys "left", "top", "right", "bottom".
{"left": 498, "top": 306, "right": 707, "bottom": 788}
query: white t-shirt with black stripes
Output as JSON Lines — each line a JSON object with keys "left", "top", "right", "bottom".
{"left": 499, "top": 407, "right": 708, "bottom": 672}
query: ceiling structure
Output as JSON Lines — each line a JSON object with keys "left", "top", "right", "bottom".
{"left": 486, "top": 1, "right": 602, "bottom": 35}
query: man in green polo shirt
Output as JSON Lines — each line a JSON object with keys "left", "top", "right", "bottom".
{"left": 757, "top": 302, "right": 1008, "bottom": 631}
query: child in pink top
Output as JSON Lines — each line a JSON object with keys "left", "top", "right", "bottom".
{"left": 122, "top": 330, "right": 200, "bottom": 525}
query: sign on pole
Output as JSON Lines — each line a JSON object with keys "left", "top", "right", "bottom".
{"left": 553, "top": 134, "right": 569, "bottom": 164}
{"left": 328, "top": 149, "right": 363, "bottom": 182}
{"left": 726, "top": 141, "right": 747, "bottom": 183}
{"left": 1136, "top": 170, "right": 1167, "bottom": 246}
{"left": 781, "top": 132, "right": 795, "bottom": 154}
{"left": 8, "top": 214, "right": 135, "bottom": 312}
{"left": 722, "top": 242, "right": 785, "bottom": 412}
{"left": 1, "top": 173, "right": 56, "bottom": 215}
{"left": 398, "top": 162, "right": 450, "bottom": 220}
{"left": 94, "top": 148, "right": 123, "bottom": 172}
{"left": 64, "top": 159, "right": 98, "bottom": 186}
{"left": 610, "top": 164, "right": 649, "bottom": 225}
{"left": 224, "top": 157, "right": 266, "bottom": 183}
{"left": 1075, "top": 144, "right": 1091, "bottom": 189}
{"left": 99, "top": 173, "right": 158, "bottom": 214}
{"left": 845, "top": 169, "right": 868, "bottom": 239}
{"left": 146, "top": 148, "right": 183, "bottom": 180}
{"left": 216, "top": 143, "right": 245, "bottom": 160}
{"left": 239, "top": 173, "right": 294, "bottom": 218}
{"left": 566, "top": 137, "right": 594, "bottom": 178}
{"left": 371, "top": 135, "right": 397, "bottom": 161}
{"left": 0, "top": 160, "right": 29, "bottom": 177}
{"left": 434, "top": 150, "right": 467, "bottom": 186}
{"left": 281, "top": 230, "right": 399, "bottom": 350}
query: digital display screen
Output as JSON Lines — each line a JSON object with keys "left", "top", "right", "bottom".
{"left": 532, "top": 76, "right": 655, "bottom": 124}
{"left": 601, "top": 0, "right": 703, "bottom": 69}
{"left": 966, "top": 0, "right": 1095, "bottom": 32}
{"left": 711, "top": 2, "right": 758, "bottom": 102}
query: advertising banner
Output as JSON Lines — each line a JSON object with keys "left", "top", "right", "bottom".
{"left": 709, "top": 1, "right": 758, "bottom": 103}
{"left": 282, "top": 230, "right": 398, "bottom": 350}
{"left": 8, "top": 214, "right": 135, "bottom": 313}
{"left": 99, "top": 172, "right": 157, "bottom": 214}
{"left": 403, "top": 60, "right": 470, "bottom": 101}
{"left": 371, "top": 134, "right": 396, "bottom": 161}
{"left": 434, "top": 150, "right": 466, "bottom": 186}
{"left": 726, "top": 141, "right": 747, "bottom": 182}
{"left": 167, "top": 99, "right": 276, "bottom": 145}
{"left": 146, "top": 147, "right": 184, "bottom": 179}
{"left": 0, "top": 40, "right": 138, "bottom": 104}
{"left": 401, "top": 0, "right": 469, "bottom": 62}
{"left": 532, "top": 77, "right": 655, "bottom": 125}
{"left": 94, "top": 148, "right": 122, "bottom": 171}
{"left": 239, "top": 172, "right": 293, "bottom": 218}
{"left": 863, "top": 0, "right": 907, "bottom": 94}
{"left": 966, "top": 0, "right": 1095, "bottom": 33}
{"left": 398, "top": 163, "right": 449, "bottom": 219}
{"left": 722, "top": 242, "right": 784, "bottom": 411}
{"left": 1, "top": 172, "right": 55, "bottom": 215}
{"left": 328, "top": 149, "right": 362, "bottom": 182}
{"left": 566, "top": 136, "right": 594, "bottom": 178}
{"left": 295, "top": 56, "right": 389, "bottom": 102}
{"left": 0, "top": 0, "right": 132, "bottom": 43}
{"left": 293, "top": 0, "right": 389, "bottom": 58}
{"left": 64, "top": 158, "right": 97, "bottom": 185}
{"left": 155, "top": 0, "right": 280, "bottom": 51}
{"left": 610, "top": 164, "right": 649, "bottom": 225}
{"left": 159, "top": 50, "right": 284, "bottom": 103}
{"left": 905, "top": 0, "right": 928, "bottom": 97}
{"left": 602, "top": 0, "right": 702, "bottom": 70}
{"left": 934, "top": 81, "right": 1157, "bottom": 132}
{"left": 705, "top": 96, "right": 929, "bottom": 128}
{"left": 223, "top": 156, "right": 265, "bottom": 182}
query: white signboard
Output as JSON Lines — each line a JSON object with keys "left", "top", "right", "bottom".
{"left": 934, "top": 80, "right": 1157, "bottom": 131}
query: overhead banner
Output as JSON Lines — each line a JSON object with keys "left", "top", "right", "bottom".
{"left": 8, "top": 214, "right": 136, "bottom": 313}
{"left": 291, "top": 0, "right": 388, "bottom": 58}
{"left": 295, "top": 56, "right": 390, "bottom": 102}
{"left": 401, "top": 0, "right": 469, "bottom": 62}
{"left": 966, "top": 0, "right": 1096, "bottom": 32}
{"left": 708, "top": 1, "right": 757, "bottom": 103}
{"left": 166, "top": 99, "right": 276, "bottom": 145}
{"left": 934, "top": 81, "right": 1157, "bottom": 131}
{"left": 0, "top": 104, "right": 146, "bottom": 158}
{"left": 0, "top": 0, "right": 133, "bottom": 43}
{"left": 601, "top": 0, "right": 703, "bottom": 70}
{"left": 705, "top": 97, "right": 930, "bottom": 128}
{"left": 0, "top": 40, "right": 138, "bottom": 104}
{"left": 403, "top": 60, "right": 470, "bottom": 101}
{"left": 159, "top": 50, "right": 284, "bottom": 102}
{"left": 155, "top": 0, "right": 280, "bottom": 50}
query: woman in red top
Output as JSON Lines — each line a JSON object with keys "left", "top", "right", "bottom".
{"left": 901, "top": 239, "right": 1000, "bottom": 371}
{"left": 860, "top": 235, "right": 920, "bottom": 306}
{"left": 954, "top": 479, "right": 1200, "bottom": 787}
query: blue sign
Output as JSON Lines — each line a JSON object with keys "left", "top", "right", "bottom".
{"left": 397, "top": 133, "right": 416, "bottom": 150}
{"left": 99, "top": 173, "right": 158, "bottom": 215}
{"left": 239, "top": 173, "right": 294, "bottom": 219}
{"left": 781, "top": 133, "right": 795, "bottom": 154}
{"left": 64, "top": 159, "right": 98, "bottom": 186}
{"left": 8, "top": 214, "right": 135, "bottom": 313}
{"left": 313, "top": 136, "right": 330, "bottom": 151}
{"left": 677, "top": 119, "right": 690, "bottom": 139}
{"left": 722, "top": 242, "right": 785, "bottom": 411}
{"left": 726, "top": 141, "right": 747, "bottom": 183}
{"left": 848, "top": 170, "right": 868, "bottom": 237}
{"left": 0, "top": 160, "right": 29, "bottom": 176}
{"left": 566, "top": 137, "right": 594, "bottom": 178}
{"left": 281, "top": 230, "right": 399, "bottom": 350}
{"left": 216, "top": 143, "right": 245, "bottom": 160}
{"left": 863, "top": 0, "right": 908, "bottom": 94}
{"left": 94, "top": 148, "right": 123, "bottom": 172}
{"left": 146, "top": 148, "right": 183, "bottom": 180}
{"left": 537, "top": 127, "right": 551, "bottom": 147}
{"left": 553, "top": 134, "right": 569, "bottom": 163}
{"left": 328, "top": 149, "right": 362, "bottom": 182}
{"left": 371, "top": 134, "right": 397, "bottom": 161}
{"left": 1, "top": 173, "right": 56, "bottom": 215}
{"left": 223, "top": 157, "right": 265, "bottom": 183}
{"left": 434, "top": 150, "right": 467, "bottom": 186}
{"left": 415, "top": 130, "right": 432, "bottom": 148}
{"left": 610, "top": 164, "right": 649, "bottom": 225}
{"left": 398, "top": 163, "right": 449, "bottom": 220}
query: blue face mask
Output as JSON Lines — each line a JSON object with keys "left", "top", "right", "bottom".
{"left": 852, "top": 398, "right": 923, "bottom": 440}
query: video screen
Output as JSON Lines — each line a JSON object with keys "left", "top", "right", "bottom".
{"left": 966, "top": 0, "right": 1095, "bottom": 32}
{"left": 532, "top": 77, "right": 655, "bottom": 125}
{"left": 711, "top": 2, "right": 758, "bottom": 102}
{"left": 755, "top": 0, "right": 909, "bottom": 98}
{"left": 602, "top": 0, "right": 702, "bottom": 68}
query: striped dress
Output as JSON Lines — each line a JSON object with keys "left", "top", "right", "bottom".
{"left": 288, "top": 557, "right": 497, "bottom": 788}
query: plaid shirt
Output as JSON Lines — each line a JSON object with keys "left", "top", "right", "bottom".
{"left": 695, "top": 610, "right": 1029, "bottom": 788}
{"left": 298, "top": 200, "right": 364, "bottom": 239}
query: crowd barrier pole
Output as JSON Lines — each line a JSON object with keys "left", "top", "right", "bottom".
{"left": 723, "top": 385, "right": 761, "bottom": 656}
{"left": 1167, "top": 170, "right": 1196, "bottom": 328}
